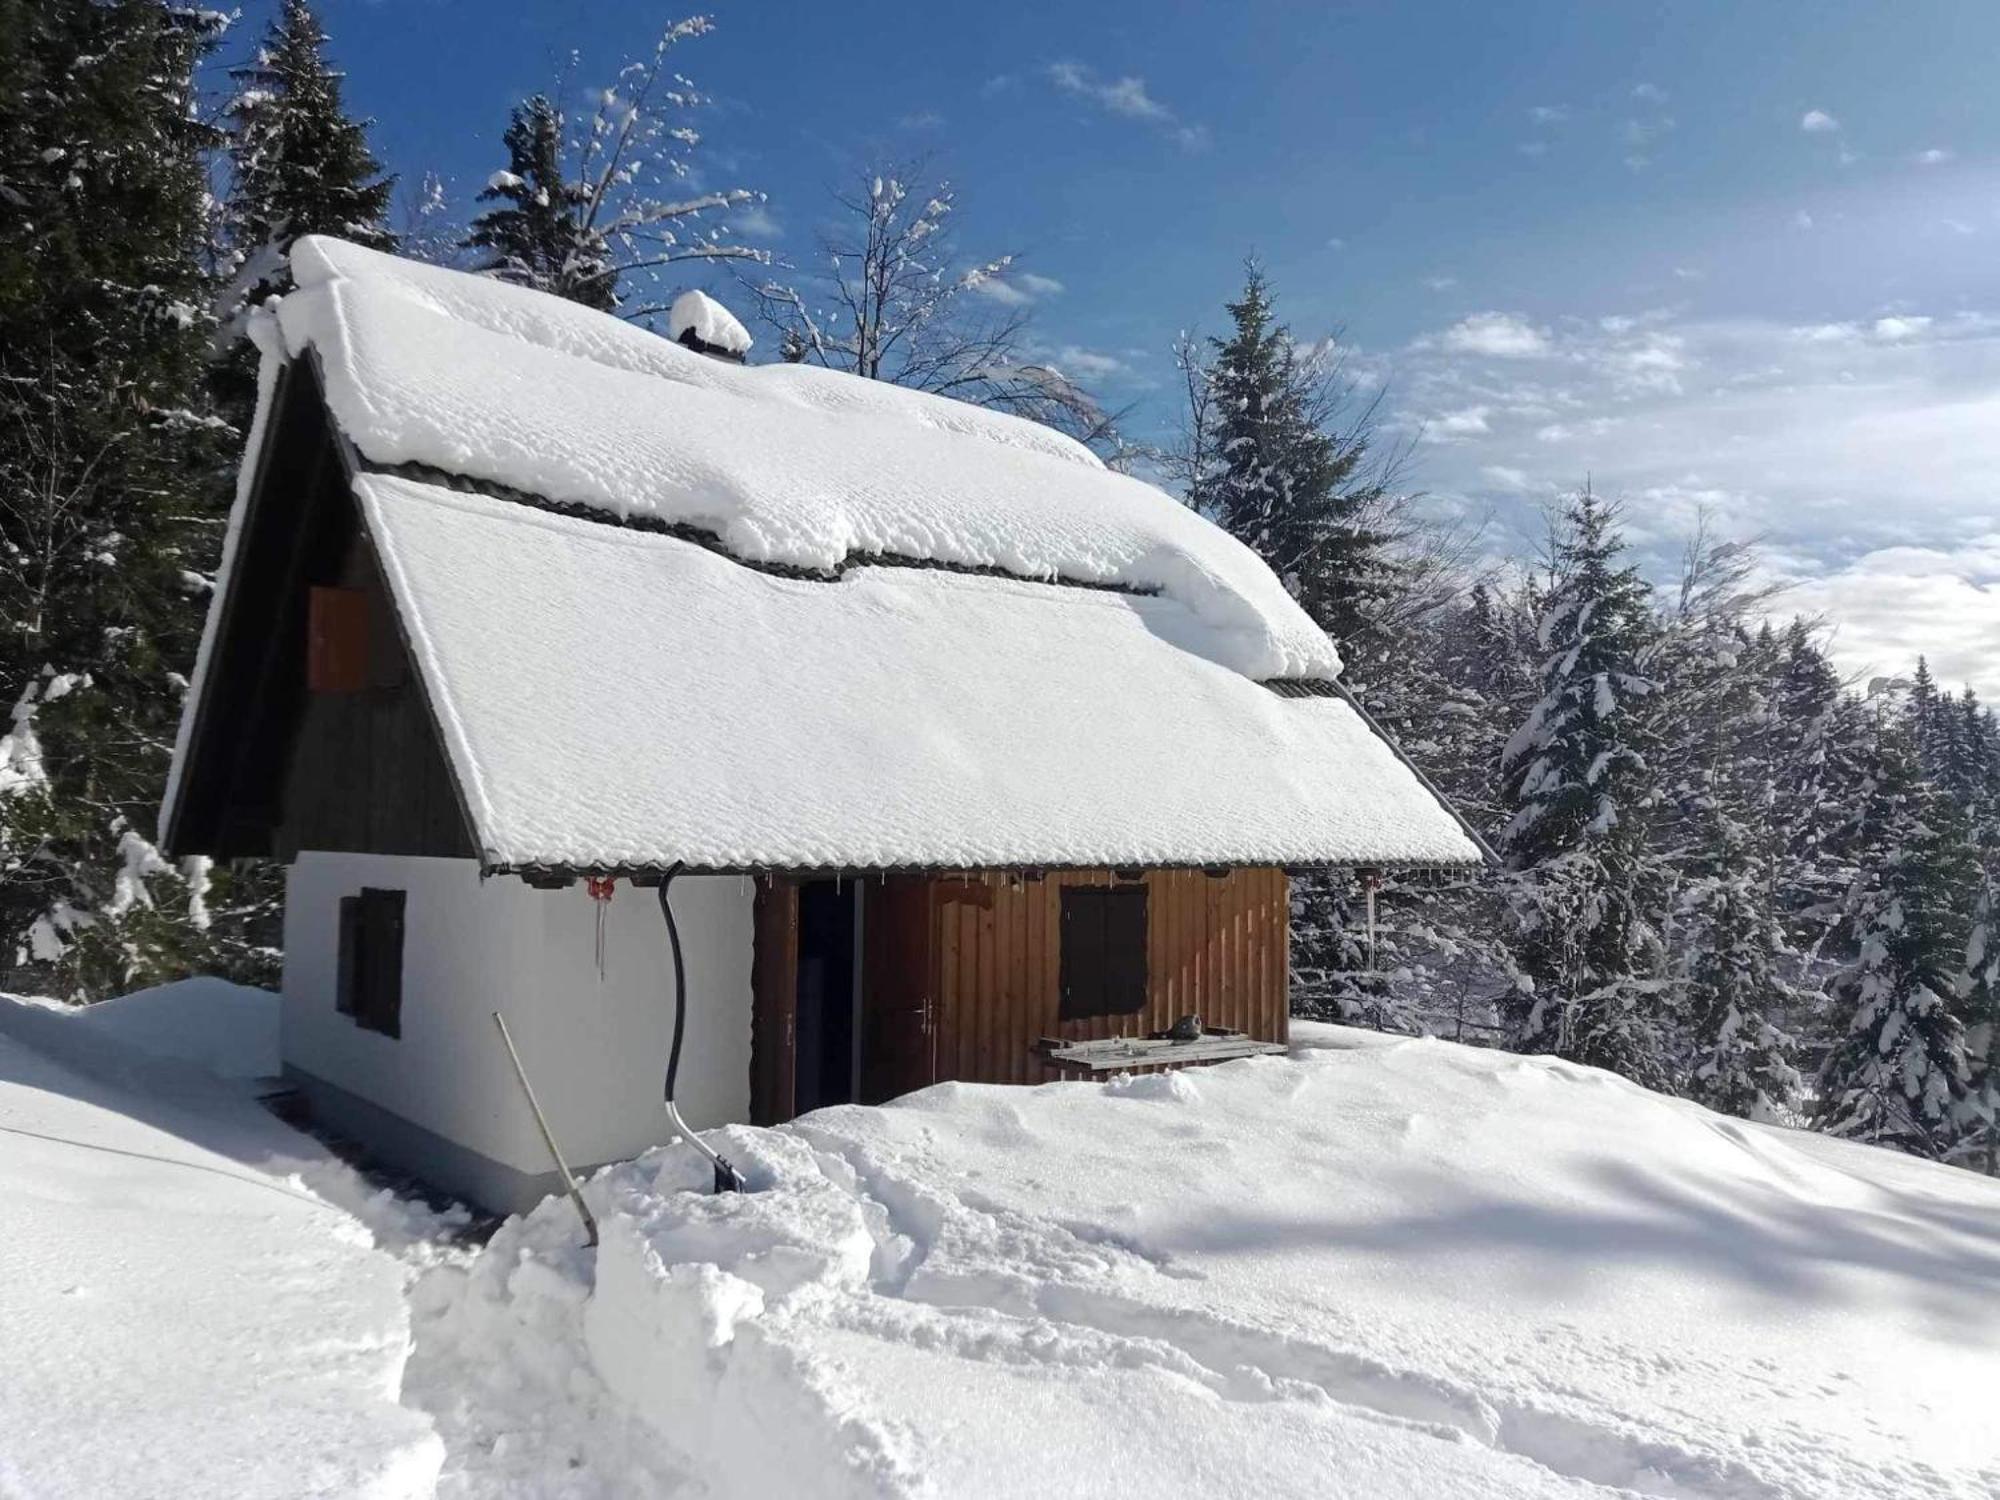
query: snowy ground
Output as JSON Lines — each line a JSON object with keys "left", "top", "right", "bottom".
{"left": 0, "top": 989, "right": 458, "bottom": 1499}
{"left": 2, "top": 989, "right": 1995, "bottom": 1499}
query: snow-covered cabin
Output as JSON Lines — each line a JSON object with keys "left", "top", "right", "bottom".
{"left": 160, "top": 238, "right": 1483, "bottom": 1213}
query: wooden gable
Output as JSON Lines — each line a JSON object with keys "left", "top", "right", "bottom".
{"left": 163, "top": 359, "right": 478, "bottom": 865}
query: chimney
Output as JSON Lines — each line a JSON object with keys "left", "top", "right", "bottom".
{"left": 668, "top": 289, "right": 752, "bottom": 365}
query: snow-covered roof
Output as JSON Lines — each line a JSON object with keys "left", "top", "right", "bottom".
{"left": 667, "top": 288, "right": 751, "bottom": 356}
{"left": 166, "top": 238, "right": 1484, "bottom": 872}
{"left": 274, "top": 237, "right": 1339, "bottom": 682}
{"left": 359, "top": 474, "right": 1478, "bottom": 870}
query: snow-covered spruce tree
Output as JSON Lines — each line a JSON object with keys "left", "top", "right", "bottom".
{"left": 1176, "top": 263, "right": 1438, "bottom": 1024}
{"left": 1321, "top": 586, "right": 1529, "bottom": 1037}
{"left": 1768, "top": 619, "right": 1871, "bottom": 971}
{"left": 1178, "top": 263, "right": 1399, "bottom": 649}
{"left": 1499, "top": 490, "right": 1672, "bottom": 1083}
{"left": 466, "top": 17, "right": 764, "bottom": 319}
{"left": 747, "top": 160, "right": 1114, "bottom": 451}
{"left": 0, "top": 0, "right": 278, "bottom": 999}
{"left": 1814, "top": 724, "right": 1977, "bottom": 1157}
{"left": 1953, "top": 875, "right": 2000, "bottom": 1174}
{"left": 214, "top": 0, "right": 394, "bottom": 416}
{"left": 464, "top": 94, "right": 613, "bottom": 310}
{"left": 1654, "top": 584, "right": 1801, "bottom": 1118}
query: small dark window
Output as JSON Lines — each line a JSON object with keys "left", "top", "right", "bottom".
{"left": 338, "top": 887, "right": 405, "bottom": 1038}
{"left": 1060, "top": 886, "right": 1148, "bottom": 1020}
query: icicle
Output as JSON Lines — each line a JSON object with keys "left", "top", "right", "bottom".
{"left": 586, "top": 875, "right": 617, "bottom": 981}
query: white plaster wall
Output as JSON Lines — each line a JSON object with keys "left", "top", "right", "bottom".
{"left": 282, "top": 854, "right": 754, "bottom": 1176}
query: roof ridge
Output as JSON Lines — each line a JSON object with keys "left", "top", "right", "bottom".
{"left": 359, "top": 453, "right": 1163, "bottom": 600}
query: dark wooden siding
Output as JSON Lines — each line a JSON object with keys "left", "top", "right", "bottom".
{"left": 748, "top": 867, "right": 1289, "bottom": 1119}
{"left": 749, "top": 877, "right": 799, "bottom": 1125}
{"left": 928, "top": 867, "right": 1289, "bottom": 1087}
{"left": 276, "top": 527, "right": 472, "bottom": 860}
{"left": 166, "top": 360, "right": 476, "bottom": 864}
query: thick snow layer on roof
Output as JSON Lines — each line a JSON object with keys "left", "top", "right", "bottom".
{"left": 408, "top": 1028, "right": 2000, "bottom": 1497}
{"left": 357, "top": 473, "right": 1474, "bottom": 871}
{"left": 668, "top": 288, "right": 752, "bottom": 355}
{"left": 276, "top": 236, "right": 1340, "bottom": 681}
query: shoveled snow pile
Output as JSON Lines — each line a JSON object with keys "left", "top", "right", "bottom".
{"left": 0, "top": 992, "right": 459, "bottom": 1499}
{"left": 409, "top": 1024, "right": 2000, "bottom": 1499}
{"left": 265, "top": 236, "right": 1340, "bottom": 682}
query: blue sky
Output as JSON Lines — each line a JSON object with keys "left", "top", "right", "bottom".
{"left": 249, "top": 1, "right": 2000, "bottom": 692}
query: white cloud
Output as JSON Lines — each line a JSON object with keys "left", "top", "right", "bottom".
{"left": 1800, "top": 109, "right": 1840, "bottom": 134}
{"left": 1049, "top": 344, "right": 1127, "bottom": 379}
{"left": 1390, "top": 305, "right": 2000, "bottom": 694}
{"left": 1429, "top": 405, "right": 1492, "bottom": 439}
{"left": 897, "top": 110, "right": 944, "bottom": 131}
{"left": 1632, "top": 82, "right": 1669, "bottom": 103}
{"left": 728, "top": 202, "right": 782, "bottom": 239}
{"left": 1046, "top": 61, "right": 1205, "bottom": 149}
{"left": 1529, "top": 105, "right": 1569, "bottom": 125}
{"left": 1325, "top": 236, "right": 1348, "bottom": 250}
{"left": 1916, "top": 147, "right": 1955, "bottom": 165}
{"left": 1424, "top": 275, "right": 1459, "bottom": 292}
{"left": 1441, "top": 311, "right": 1551, "bottom": 358}
{"left": 1793, "top": 210, "right": 1814, "bottom": 230}
{"left": 967, "top": 269, "right": 1066, "bottom": 306}
{"left": 1773, "top": 544, "right": 2000, "bottom": 697}
{"left": 1872, "top": 314, "right": 1932, "bottom": 340}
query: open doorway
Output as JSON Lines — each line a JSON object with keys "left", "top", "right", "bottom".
{"left": 793, "top": 878, "right": 860, "bottom": 1114}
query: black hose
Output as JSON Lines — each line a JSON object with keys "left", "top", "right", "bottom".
{"left": 659, "top": 862, "right": 689, "bottom": 1098}
{"left": 656, "top": 863, "right": 744, "bottom": 1193}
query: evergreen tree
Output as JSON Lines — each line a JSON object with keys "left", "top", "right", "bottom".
{"left": 1768, "top": 619, "right": 1868, "bottom": 965}
{"left": 1815, "top": 726, "right": 1975, "bottom": 1157}
{"left": 1181, "top": 263, "right": 1396, "bottom": 648}
{"left": 218, "top": 0, "right": 394, "bottom": 308}
{"left": 1953, "top": 874, "right": 1999, "bottom": 1174}
{"left": 1499, "top": 490, "right": 1671, "bottom": 1082}
{"left": 465, "top": 18, "right": 764, "bottom": 321}
{"left": 1666, "top": 617, "right": 1800, "bottom": 1119}
{"left": 464, "top": 94, "right": 613, "bottom": 310}
{"left": 0, "top": 0, "right": 277, "bottom": 998}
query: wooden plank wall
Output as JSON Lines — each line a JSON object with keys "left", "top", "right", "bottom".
{"left": 278, "top": 529, "right": 473, "bottom": 861}
{"left": 929, "top": 867, "right": 1289, "bottom": 1087}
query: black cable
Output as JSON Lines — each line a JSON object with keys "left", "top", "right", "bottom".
{"left": 658, "top": 861, "right": 688, "bottom": 1099}
{"left": 656, "top": 863, "right": 744, "bottom": 1193}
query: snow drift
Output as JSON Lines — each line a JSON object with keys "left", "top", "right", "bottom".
{"left": 407, "top": 1025, "right": 2000, "bottom": 1499}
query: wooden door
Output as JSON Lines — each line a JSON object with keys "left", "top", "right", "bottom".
{"left": 860, "top": 876, "right": 938, "bottom": 1104}
{"left": 749, "top": 878, "right": 798, "bottom": 1124}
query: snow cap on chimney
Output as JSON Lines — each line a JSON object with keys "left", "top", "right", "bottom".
{"left": 669, "top": 289, "right": 753, "bottom": 363}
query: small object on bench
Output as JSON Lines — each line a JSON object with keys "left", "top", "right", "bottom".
{"left": 1035, "top": 1030, "right": 1286, "bottom": 1072}
{"left": 1166, "top": 1013, "right": 1203, "bottom": 1042}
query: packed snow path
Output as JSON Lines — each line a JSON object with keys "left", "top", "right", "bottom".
{"left": 0, "top": 992, "right": 448, "bottom": 1499}
{"left": 410, "top": 1025, "right": 2000, "bottom": 1499}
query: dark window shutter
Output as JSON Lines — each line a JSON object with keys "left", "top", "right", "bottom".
{"left": 338, "top": 887, "right": 406, "bottom": 1038}
{"left": 308, "top": 586, "right": 370, "bottom": 693}
{"left": 1102, "top": 887, "right": 1149, "bottom": 1014}
{"left": 336, "top": 896, "right": 361, "bottom": 1015}
{"left": 1060, "top": 886, "right": 1148, "bottom": 1021}
{"left": 1059, "top": 889, "right": 1104, "bottom": 1020}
